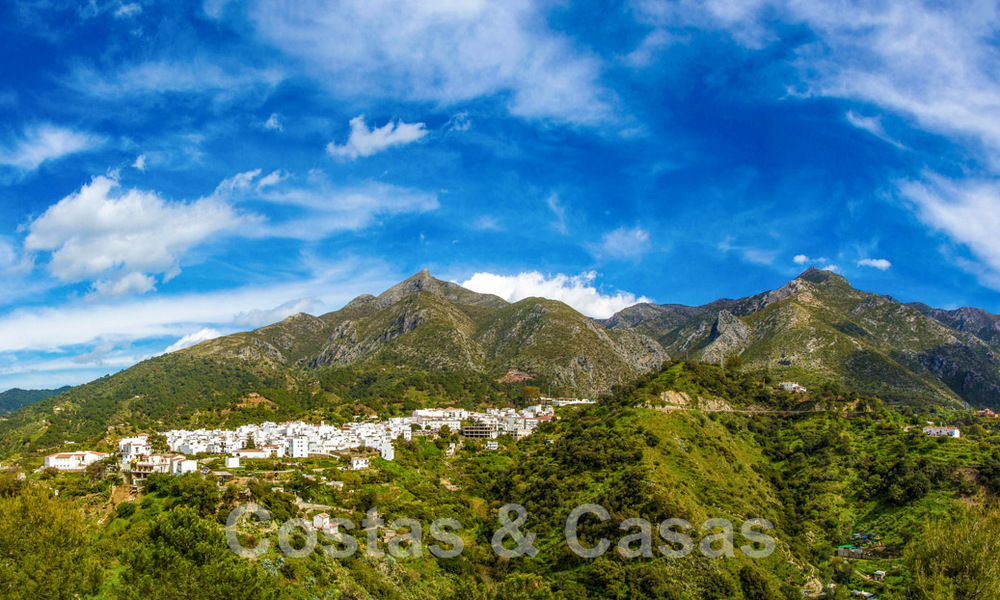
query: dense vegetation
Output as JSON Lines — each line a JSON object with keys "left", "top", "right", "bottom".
{"left": 0, "top": 386, "right": 70, "bottom": 414}
{"left": 1, "top": 360, "right": 998, "bottom": 598}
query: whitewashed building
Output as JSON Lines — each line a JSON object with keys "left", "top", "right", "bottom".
{"left": 923, "top": 426, "right": 961, "bottom": 438}
{"left": 44, "top": 451, "right": 109, "bottom": 471}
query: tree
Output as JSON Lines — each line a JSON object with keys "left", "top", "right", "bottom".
{"left": 118, "top": 506, "right": 282, "bottom": 599}
{"left": 86, "top": 459, "right": 107, "bottom": 483}
{"left": 148, "top": 433, "right": 169, "bottom": 453}
{"left": 0, "top": 487, "right": 103, "bottom": 599}
{"left": 524, "top": 386, "right": 542, "bottom": 401}
{"left": 903, "top": 503, "right": 1000, "bottom": 599}
{"left": 739, "top": 566, "right": 776, "bottom": 600}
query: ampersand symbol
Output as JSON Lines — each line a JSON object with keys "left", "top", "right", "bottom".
{"left": 491, "top": 503, "right": 538, "bottom": 558}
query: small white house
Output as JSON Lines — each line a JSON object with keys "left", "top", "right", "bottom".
{"left": 778, "top": 382, "right": 808, "bottom": 393}
{"left": 313, "top": 512, "right": 332, "bottom": 529}
{"left": 923, "top": 426, "right": 961, "bottom": 438}
{"left": 225, "top": 456, "right": 241, "bottom": 469}
{"left": 232, "top": 448, "right": 270, "bottom": 459}
{"left": 485, "top": 441, "right": 500, "bottom": 451}
{"left": 44, "top": 451, "right": 109, "bottom": 471}
{"left": 350, "top": 456, "right": 370, "bottom": 470}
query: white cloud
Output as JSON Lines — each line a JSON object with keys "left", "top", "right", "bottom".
{"left": 546, "top": 193, "right": 568, "bottom": 234}
{"left": 0, "top": 124, "right": 104, "bottom": 171}
{"left": 256, "top": 169, "right": 288, "bottom": 190}
{"left": 132, "top": 154, "right": 146, "bottom": 171}
{"left": 446, "top": 112, "right": 472, "bottom": 132}
{"left": 634, "top": 1, "right": 1000, "bottom": 282}
{"left": 90, "top": 272, "right": 157, "bottom": 298}
{"left": 594, "top": 227, "right": 651, "bottom": 260}
{"left": 249, "top": 0, "right": 615, "bottom": 125}
{"left": 636, "top": 1, "right": 1000, "bottom": 155}
{"left": 471, "top": 215, "right": 502, "bottom": 231}
{"left": 460, "top": 271, "right": 651, "bottom": 319}
{"left": 857, "top": 258, "right": 892, "bottom": 270}
{"left": 114, "top": 2, "right": 141, "bottom": 18}
{"left": 825, "top": 264, "right": 841, "bottom": 273}
{"left": 0, "top": 238, "right": 15, "bottom": 268}
{"left": 24, "top": 175, "right": 246, "bottom": 289}
{"left": 164, "top": 328, "right": 223, "bottom": 354}
{"left": 248, "top": 173, "right": 440, "bottom": 240}
{"left": 792, "top": 254, "right": 831, "bottom": 267}
{"left": 233, "top": 298, "right": 325, "bottom": 327}
{"left": 901, "top": 174, "right": 1000, "bottom": 286}
{"left": 71, "top": 59, "right": 284, "bottom": 99}
{"left": 0, "top": 259, "right": 395, "bottom": 355}
{"left": 327, "top": 115, "right": 428, "bottom": 160}
{"left": 845, "top": 111, "right": 905, "bottom": 149}
{"left": 264, "top": 113, "right": 282, "bottom": 131}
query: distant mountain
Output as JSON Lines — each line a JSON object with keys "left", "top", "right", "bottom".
{"left": 606, "top": 267, "right": 1000, "bottom": 407}
{"left": 0, "top": 387, "right": 70, "bottom": 414}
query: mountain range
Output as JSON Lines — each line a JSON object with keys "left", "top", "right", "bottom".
{"left": 2, "top": 267, "right": 999, "bottom": 454}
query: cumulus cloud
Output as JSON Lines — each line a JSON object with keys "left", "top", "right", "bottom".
{"left": 24, "top": 175, "right": 245, "bottom": 291}
{"left": 132, "top": 154, "right": 147, "bottom": 171}
{"left": 594, "top": 227, "right": 651, "bottom": 260}
{"left": 792, "top": 254, "right": 832, "bottom": 267}
{"left": 264, "top": 113, "right": 282, "bottom": 131}
{"left": 327, "top": 115, "right": 428, "bottom": 160}
{"left": 256, "top": 169, "right": 288, "bottom": 190}
{"left": 460, "top": 271, "right": 651, "bottom": 319}
{"left": 0, "top": 124, "right": 104, "bottom": 171}
{"left": 164, "top": 328, "right": 223, "bottom": 354}
{"left": 857, "top": 258, "right": 892, "bottom": 270}
{"left": 249, "top": 0, "right": 615, "bottom": 125}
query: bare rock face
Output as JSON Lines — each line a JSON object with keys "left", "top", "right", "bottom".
{"left": 701, "top": 310, "right": 751, "bottom": 363}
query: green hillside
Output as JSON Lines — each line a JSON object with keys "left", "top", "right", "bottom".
{"left": 5, "top": 360, "right": 998, "bottom": 599}
{"left": 0, "top": 386, "right": 70, "bottom": 414}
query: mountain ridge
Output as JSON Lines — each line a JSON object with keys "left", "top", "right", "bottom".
{"left": 4, "top": 267, "right": 1000, "bottom": 456}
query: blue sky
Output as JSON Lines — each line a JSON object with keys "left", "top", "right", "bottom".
{"left": 2, "top": 0, "right": 1000, "bottom": 391}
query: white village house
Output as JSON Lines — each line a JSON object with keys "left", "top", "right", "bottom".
{"left": 43, "top": 451, "right": 109, "bottom": 471}
{"left": 923, "top": 426, "right": 961, "bottom": 438}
